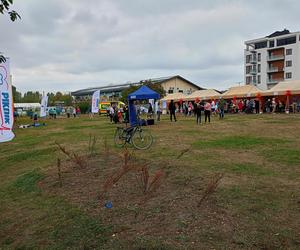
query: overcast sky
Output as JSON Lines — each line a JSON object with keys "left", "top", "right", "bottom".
{"left": 1, "top": 0, "right": 299, "bottom": 93}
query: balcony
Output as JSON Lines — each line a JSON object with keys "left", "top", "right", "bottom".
{"left": 267, "top": 67, "right": 284, "bottom": 73}
{"left": 267, "top": 55, "right": 285, "bottom": 61}
{"left": 266, "top": 78, "right": 284, "bottom": 85}
{"left": 250, "top": 58, "right": 257, "bottom": 64}
{"left": 267, "top": 67, "right": 278, "bottom": 73}
{"left": 250, "top": 69, "right": 257, "bottom": 75}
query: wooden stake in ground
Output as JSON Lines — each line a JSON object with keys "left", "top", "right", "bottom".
{"left": 57, "top": 158, "right": 62, "bottom": 187}
{"left": 197, "top": 173, "right": 224, "bottom": 207}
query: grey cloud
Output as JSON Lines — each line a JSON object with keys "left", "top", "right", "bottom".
{"left": 1, "top": 0, "right": 299, "bottom": 92}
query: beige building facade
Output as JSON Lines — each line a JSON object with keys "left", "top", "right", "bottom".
{"left": 159, "top": 75, "right": 202, "bottom": 95}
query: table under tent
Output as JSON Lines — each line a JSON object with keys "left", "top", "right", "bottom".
{"left": 127, "top": 85, "right": 160, "bottom": 126}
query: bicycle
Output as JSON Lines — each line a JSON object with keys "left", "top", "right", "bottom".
{"left": 114, "top": 124, "right": 153, "bottom": 150}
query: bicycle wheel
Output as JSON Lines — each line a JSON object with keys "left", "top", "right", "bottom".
{"left": 114, "top": 128, "right": 126, "bottom": 147}
{"left": 132, "top": 128, "right": 153, "bottom": 150}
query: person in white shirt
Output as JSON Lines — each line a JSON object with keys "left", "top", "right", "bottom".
{"left": 109, "top": 106, "right": 114, "bottom": 123}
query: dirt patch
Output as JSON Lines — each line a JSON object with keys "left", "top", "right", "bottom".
{"left": 39, "top": 151, "right": 237, "bottom": 248}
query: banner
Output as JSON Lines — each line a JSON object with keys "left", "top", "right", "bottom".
{"left": 91, "top": 90, "right": 100, "bottom": 113}
{"left": 162, "top": 100, "right": 167, "bottom": 109}
{"left": 0, "top": 59, "right": 15, "bottom": 143}
{"left": 40, "top": 94, "right": 48, "bottom": 117}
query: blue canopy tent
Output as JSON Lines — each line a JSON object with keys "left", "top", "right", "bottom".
{"left": 127, "top": 85, "right": 160, "bottom": 126}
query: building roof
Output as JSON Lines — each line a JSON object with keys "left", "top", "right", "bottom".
{"left": 221, "top": 85, "right": 263, "bottom": 99}
{"left": 267, "top": 29, "right": 290, "bottom": 38}
{"left": 245, "top": 30, "right": 300, "bottom": 44}
{"left": 151, "top": 75, "right": 203, "bottom": 90}
{"left": 71, "top": 75, "right": 202, "bottom": 97}
{"left": 185, "top": 89, "right": 221, "bottom": 101}
{"left": 262, "top": 80, "right": 300, "bottom": 96}
{"left": 71, "top": 83, "right": 136, "bottom": 96}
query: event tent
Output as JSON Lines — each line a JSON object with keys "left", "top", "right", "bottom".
{"left": 262, "top": 80, "right": 300, "bottom": 96}
{"left": 14, "top": 103, "right": 41, "bottom": 109}
{"left": 128, "top": 85, "right": 160, "bottom": 100}
{"left": 161, "top": 92, "right": 186, "bottom": 101}
{"left": 185, "top": 89, "right": 221, "bottom": 101}
{"left": 221, "top": 85, "right": 263, "bottom": 99}
{"left": 127, "top": 85, "right": 160, "bottom": 126}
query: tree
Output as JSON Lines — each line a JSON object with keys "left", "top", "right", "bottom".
{"left": 0, "top": 0, "right": 20, "bottom": 21}
{"left": 0, "top": 0, "right": 20, "bottom": 63}
{"left": 47, "top": 92, "right": 73, "bottom": 106}
{"left": 120, "top": 80, "right": 166, "bottom": 103}
{"left": 22, "top": 91, "right": 41, "bottom": 103}
{"left": 12, "top": 85, "right": 22, "bottom": 102}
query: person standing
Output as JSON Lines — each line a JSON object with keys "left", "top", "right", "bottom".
{"left": 211, "top": 100, "right": 216, "bottom": 115}
{"left": 33, "top": 112, "right": 38, "bottom": 125}
{"left": 76, "top": 106, "right": 81, "bottom": 117}
{"left": 117, "top": 109, "right": 122, "bottom": 123}
{"left": 184, "top": 102, "right": 188, "bottom": 117}
{"left": 169, "top": 100, "right": 177, "bottom": 122}
{"left": 156, "top": 101, "right": 161, "bottom": 122}
{"left": 66, "top": 107, "right": 71, "bottom": 118}
{"left": 218, "top": 98, "right": 225, "bottom": 119}
{"left": 255, "top": 100, "right": 260, "bottom": 114}
{"left": 123, "top": 105, "right": 129, "bottom": 124}
{"left": 195, "top": 102, "right": 202, "bottom": 124}
{"left": 272, "top": 98, "right": 277, "bottom": 113}
{"left": 204, "top": 101, "right": 212, "bottom": 123}
{"left": 238, "top": 100, "right": 243, "bottom": 113}
{"left": 148, "top": 103, "right": 153, "bottom": 118}
{"left": 109, "top": 105, "right": 114, "bottom": 123}
{"left": 265, "top": 99, "right": 271, "bottom": 113}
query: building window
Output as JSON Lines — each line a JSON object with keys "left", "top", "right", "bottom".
{"left": 269, "top": 40, "right": 275, "bottom": 47}
{"left": 255, "top": 41, "right": 267, "bottom": 49}
{"left": 246, "top": 55, "right": 251, "bottom": 63}
{"left": 258, "top": 75, "right": 261, "bottom": 84}
{"left": 246, "top": 76, "right": 251, "bottom": 84}
{"left": 286, "top": 48, "right": 292, "bottom": 55}
{"left": 246, "top": 66, "right": 251, "bottom": 74}
{"left": 286, "top": 72, "right": 292, "bottom": 79}
{"left": 168, "top": 89, "right": 174, "bottom": 94}
{"left": 258, "top": 53, "right": 261, "bottom": 62}
{"left": 178, "top": 90, "right": 183, "bottom": 93}
{"left": 277, "top": 36, "right": 296, "bottom": 46}
{"left": 258, "top": 64, "right": 261, "bottom": 73}
{"left": 252, "top": 76, "right": 257, "bottom": 83}
{"left": 286, "top": 60, "right": 292, "bottom": 67}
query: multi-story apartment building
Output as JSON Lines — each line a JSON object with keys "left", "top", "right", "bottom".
{"left": 244, "top": 29, "right": 300, "bottom": 90}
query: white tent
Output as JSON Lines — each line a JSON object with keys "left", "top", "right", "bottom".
{"left": 161, "top": 93, "right": 187, "bottom": 101}
{"left": 222, "top": 85, "right": 263, "bottom": 99}
{"left": 262, "top": 80, "right": 300, "bottom": 96}
{"left": 14, "top": 103, "right": 41, "bottom": 109}
{"left": 185, "top": 89, "right": 221, "bottom": 101}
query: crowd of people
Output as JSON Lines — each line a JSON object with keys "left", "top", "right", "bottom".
{"left": 167, "top": 97, "right": 300, "bottom": 124}
{"left": 26, "top": 97, "right": 300, "bottom": 126}
{"left": 66, "top": 106, "right": 81, "bottom": 118}
{"left": 168, "top": 99, "right": 227, "bottom": 124}
{"left": 106, "top": 104, "right": 129, "bottom": 124}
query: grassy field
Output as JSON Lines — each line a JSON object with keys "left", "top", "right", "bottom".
{"left": 0, "top": 113, "right": 300, "bottom": 249}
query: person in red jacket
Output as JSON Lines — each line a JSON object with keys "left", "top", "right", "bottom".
{"left": 238, "top": 100, "right": 243, "bottom": 113}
